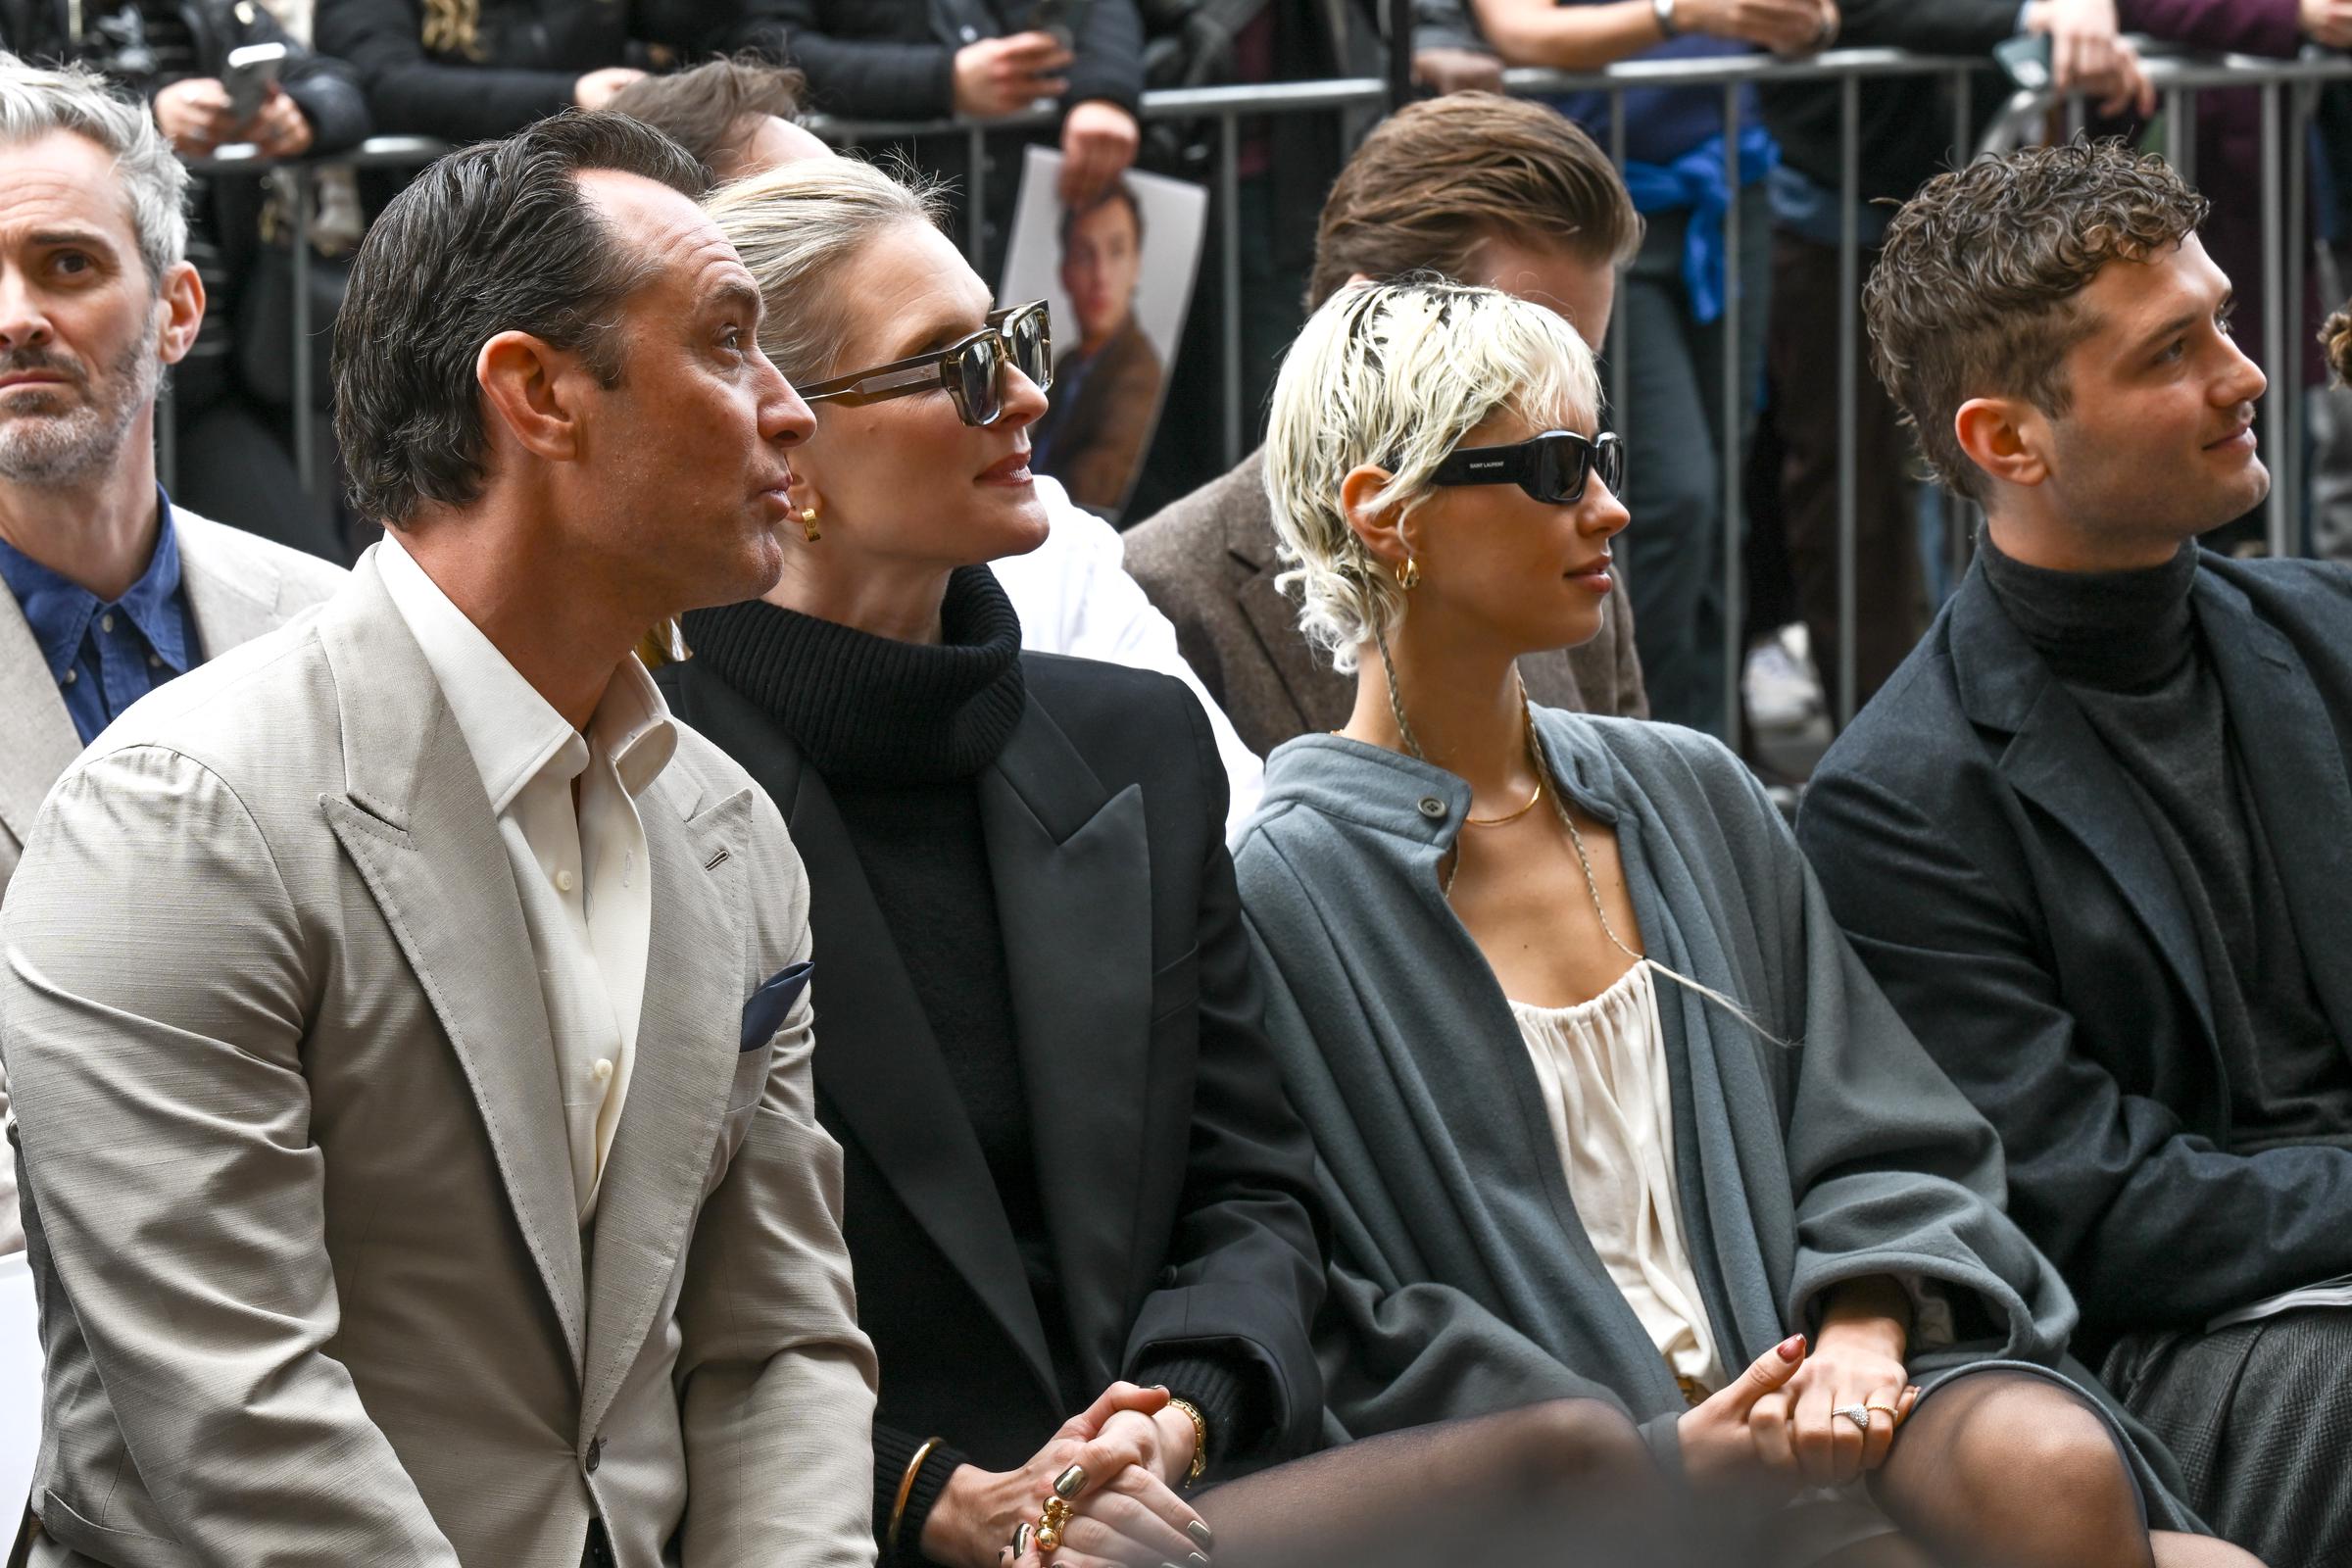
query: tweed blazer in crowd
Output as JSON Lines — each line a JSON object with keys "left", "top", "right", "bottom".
{"left": 0, "top": 553, "right": 877, "bottom": 1567}
{"left": 1123, "top": 448, "right": 1649, "bottom": 760}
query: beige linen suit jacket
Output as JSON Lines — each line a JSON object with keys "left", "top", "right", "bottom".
{"left": 0, "top": 551, "right": 878, "bottom": 1567}
{"left": 1122, "top": 449, "right": 1649, "bottom": 760}
{"left": 0, "top": 507, "right": 345, "bottom": 1256}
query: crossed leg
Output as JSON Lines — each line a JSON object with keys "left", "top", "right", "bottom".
{"left": 1868, "top": 1371, "right": 2263, "bottom": 1568}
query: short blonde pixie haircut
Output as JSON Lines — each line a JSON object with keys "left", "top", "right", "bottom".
{"left": 703, "top": 154, "right": 951, "bottom": 387}
{"left": 1262, "top": 278, "right": 1602, "bottom": 672}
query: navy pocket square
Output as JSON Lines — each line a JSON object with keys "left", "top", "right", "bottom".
{"left": 740, "top": 960, "right": 813, "bottom": 1052}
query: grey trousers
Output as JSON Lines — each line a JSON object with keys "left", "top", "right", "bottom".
{"left": 2103, "top": 1306, "right": 2352, "bottom": 1568}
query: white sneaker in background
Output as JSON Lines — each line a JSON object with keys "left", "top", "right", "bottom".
{"left": 1743, "top": 623, "right": 1825, "bottom": 731}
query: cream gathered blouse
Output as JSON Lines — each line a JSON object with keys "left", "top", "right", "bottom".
{"left": 1508, "top": 959, "right": 1727, "bottom": 1395}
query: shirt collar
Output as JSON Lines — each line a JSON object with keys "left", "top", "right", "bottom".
{"left": 0, "top": 486, "right": 191, "bottom": 679}
{"left": 371, "top": 530, "right": 676, "bottom": 814}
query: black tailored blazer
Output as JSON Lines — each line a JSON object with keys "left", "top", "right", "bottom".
{"left": 1799, "top": 552, "right": 2352, "bottom": 1346}
{"left": 659, "top": 650, "right": 1327, "bottom": 1470}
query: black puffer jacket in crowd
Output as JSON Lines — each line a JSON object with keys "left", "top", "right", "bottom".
{"left": 776, "top": 0, "right": 1143, "bottom": 122}
{"left": 316, "top": 0, "right": 791, "bottom": 142}
{"left": 0, "top": 0, "right": 371, "bottom": 151}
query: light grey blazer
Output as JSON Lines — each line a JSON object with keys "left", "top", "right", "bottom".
{"left": 0, "top": 507, "right": 345, "bottom": 1256}
{"left": 0, "top": 551, "right": 879, "bottom": 1567}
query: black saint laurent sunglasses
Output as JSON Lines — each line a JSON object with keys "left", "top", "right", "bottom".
{"left": 1422, "top": 429, "right": 1626, "bottom": 506}
{"left": 800, "top": 301, "right": 1053, "bottom": 427}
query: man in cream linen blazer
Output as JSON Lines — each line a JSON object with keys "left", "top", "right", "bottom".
{"left": 0, "top": 114, "right": 876, "bottom": 1566}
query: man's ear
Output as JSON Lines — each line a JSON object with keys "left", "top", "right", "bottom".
{"left": 1953, "top": 395, "right": 2050, "bottom": 493}
{"left": 476, "top": 329, "right": 590, "bottom": 465}
{"left": 1340, "top": 464, "right": 1410, "bottom": 573}
{"left": 154, "top": 261, "right": 204, "bottom": 367}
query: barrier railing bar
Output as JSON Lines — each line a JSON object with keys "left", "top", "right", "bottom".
{"left": 292, "top": 169, "right": 318, "bottom": 499}
{"left": 1607, "top": 91, "right": 1628, "bottom": 438}
{"left": 1837, "top": 72, "right": 1861, "bottom": 730}
{"left": 1219, "top": 111, "right": 1243, "bottom": 467}
{"left": 2287, "top": 79, "right": 2310, "bottom": 552}
{"left": 2164, "top": 83, "right": 2188, "bottom": 171}
{"left": 1720, "top": 80, "right": 1743, "bottom": 745}
{"left": 965, "top": 124, "right": 989, "bottom": 269}
{"left": 2263, "top": 80, "right": 2288, "bottom": 558}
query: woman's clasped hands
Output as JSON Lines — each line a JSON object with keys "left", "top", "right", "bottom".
{"left": 1680, "top": 1283, "right": 1923, "bottom": 1494}
{"left": 924, "top": 1381, "right": 1212, "bottom": 1568}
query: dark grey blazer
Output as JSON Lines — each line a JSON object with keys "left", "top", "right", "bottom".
{"left": 1800, "top": 553, "right": 2352, "bottom": 1344}
{"left": 1123, "top": 448, "right": 1649, "bottom": 760}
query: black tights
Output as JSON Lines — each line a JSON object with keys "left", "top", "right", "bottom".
{"left": 1195, "top": 1377, "right": 2262, "bottom": 1568}
{"left": 1862, "top": 1372, "right": 2259, "bottom": 1568}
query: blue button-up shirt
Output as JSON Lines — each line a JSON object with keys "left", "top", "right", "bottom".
{"left": 0, "top": 489, "right": 200, "bottom": 745}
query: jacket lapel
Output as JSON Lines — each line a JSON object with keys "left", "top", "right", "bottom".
{"left": 2194, "top": 573, "right": 2352, "bottom": 1048}
{"left": 0, "top": 582, "right": 81, "bottom": 859}
{"left": 576, "top": 782, "right": 750, "bottom": 1442}
{"left": 177, "top": 513, "right": 288, "bottom": 659}
{"left": 1951, "top": 567, "right": 2218, "bottom": 1044}
{"left": 316, "top": 558, "right": 586, "bottom": 1374}
{"left": 1224, "top": 455, "right": 1340, "bottom": 734}
{"left": 980, "top": 697, "right": 1153, "bottom": 1378}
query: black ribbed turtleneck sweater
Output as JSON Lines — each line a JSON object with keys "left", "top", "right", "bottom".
{"left": 1982, "top": 534, "right": 2352, "bottom": 1152}
{"left": 682, "top": 569, "right": 1253, "bottom": 1556}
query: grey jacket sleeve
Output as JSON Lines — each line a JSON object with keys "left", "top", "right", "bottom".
{"left": 2, "top": 748, "right": 461, "bottom": 1564}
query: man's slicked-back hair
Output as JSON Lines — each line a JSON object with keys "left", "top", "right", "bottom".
{"left": 1308, "top": 92, "right": 1641, "bottom": 310}
{"left": 1865, "top": 139, "right": 2209, "bottom": 504}
{"left": 0, "top": 52, "right": 188, "bottom": 284}
{"left": 605, "top": 55, "right": 807, "bottom": 193}
{"left": 332, "top": 111, "right": 704, "bottom": 527}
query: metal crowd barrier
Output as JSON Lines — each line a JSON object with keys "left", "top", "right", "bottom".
{"left": 184, "top": 46, "right": 2352, "bottom": 742}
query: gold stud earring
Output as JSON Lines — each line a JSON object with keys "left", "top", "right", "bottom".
{"left": 1395, "top": 556, "right": 1419, "bottom": 591}
{"left": 800, "top": 505, "right": 821, "bottom": 544}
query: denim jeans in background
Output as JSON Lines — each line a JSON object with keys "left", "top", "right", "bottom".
{"left": 1610, "top": 181, "right": 1773, "bottom": 737}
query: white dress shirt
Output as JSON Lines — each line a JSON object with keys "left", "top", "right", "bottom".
{"left": 375, "top": 533, "right": 676, "bottom": 1222}
{"left": 992, "top": 475, "right": 1265, "bottom": 838}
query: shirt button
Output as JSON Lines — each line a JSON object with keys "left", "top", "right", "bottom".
{"left": 147, "top": 653, "right": 163, "bottom": 667}
{"left": 1417, "top": 796, "right": 1447, "bottom": 820}
{"left": 555, "top": 868, "right": 576, "bottom": 893}
{"left": 61, "top": 667, "right": 77, "bottom": 685}
{"left": 592, "top": 1057, "right": 613, "bottom": 1084}
{"left": 585, "top": 1435, "right": 605, "bottom": 1474}
{"left": 99, "top": 612, "right": 114, "bottom": 633}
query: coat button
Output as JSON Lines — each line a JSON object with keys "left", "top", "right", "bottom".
{"left": 585, "top": 1435, "right": 605, "bottom": 1474}
{"left": 1417, "top": 796, "right": 1446, "bottom": 820}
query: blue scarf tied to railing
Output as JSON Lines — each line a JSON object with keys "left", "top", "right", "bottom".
{"left": 1621, "top": 122, "right": 1778, "bottom": 326}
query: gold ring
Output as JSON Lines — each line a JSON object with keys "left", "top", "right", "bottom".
{"left": 1036, "top": 1496, "right": 1076, "bottom": 1554}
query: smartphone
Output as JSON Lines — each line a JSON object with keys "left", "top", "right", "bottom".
{"left": 1027, "top": 0, "right": 1094, "bottom": 49}
{"left": 1992, "top": 33, "right": 2053, "bottom": 94}
{"left": 222, "top": 41, "right": 288, "bottom": 128}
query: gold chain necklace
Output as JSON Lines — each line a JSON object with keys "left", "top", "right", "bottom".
{"left": 1464, "top": 771, "right": 1544, "bottom": 826}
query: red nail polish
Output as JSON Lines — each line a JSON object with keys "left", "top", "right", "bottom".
{"left": 1777, "top": 1334, "right": 1805, "bottom": 1361}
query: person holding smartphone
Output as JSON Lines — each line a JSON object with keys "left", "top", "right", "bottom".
{"left": 771, "top": 0, "right": 1146, "bottom": 270}
{"left": 0, "top": 0, "right": 371, "bottom": 563}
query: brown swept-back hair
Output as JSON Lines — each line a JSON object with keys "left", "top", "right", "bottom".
{"left": 2324, "top": 306, "right": 2352, "bottom": 384}
{"left": 606, "top": 56, "right": 807, "bottom": 193}
{"left": 1307, "top": 92, "right": 1642, "bottom": 311}
{"left": 1865, "top": 139, "right": 2210, "bottom": 504}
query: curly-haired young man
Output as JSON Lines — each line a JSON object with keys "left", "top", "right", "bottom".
{"left": 1799, "top": 138, "right": 2352, "bottom": 1568}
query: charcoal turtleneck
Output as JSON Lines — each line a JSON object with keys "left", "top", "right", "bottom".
{"left": 1982, "top": 531, "right": 2352, "bottom": 1153}
{"left": 681, "top": 564, "right": 1026, "bottom": 785}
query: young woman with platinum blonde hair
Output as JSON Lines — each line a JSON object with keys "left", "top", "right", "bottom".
{"left": 1233, "top": 279, "right": 2256, "bottom": 1568}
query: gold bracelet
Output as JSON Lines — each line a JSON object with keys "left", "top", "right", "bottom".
{"left": 885, "top": 1436, "right": 943, "bottom": 1560}
{"left": 1164, "top": 1396, "right": 1209, "bottom": 1491}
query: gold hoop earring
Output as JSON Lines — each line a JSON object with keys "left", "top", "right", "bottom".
{"left": 1394, "top": 557, "right": 1419, "bottom": 592}
{"left": 800, "top": 506, "right": 821, "bottom": 544}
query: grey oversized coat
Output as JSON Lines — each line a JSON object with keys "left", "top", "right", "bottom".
{"left": 1231, "top": 710, "right": 2192, "bottom": 1524}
